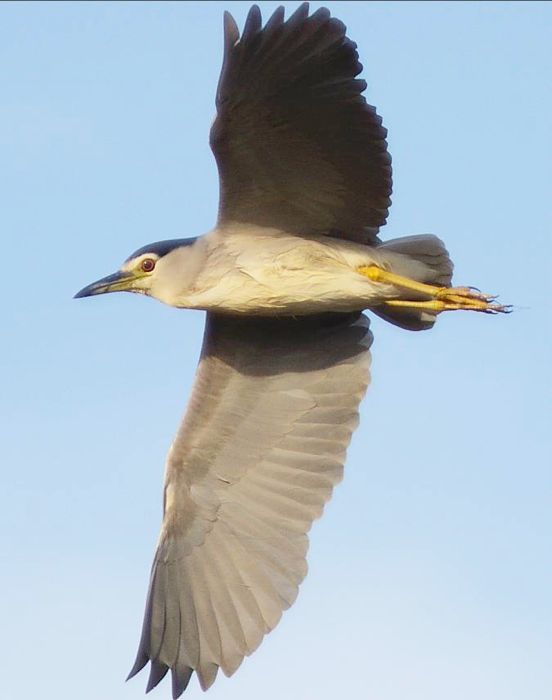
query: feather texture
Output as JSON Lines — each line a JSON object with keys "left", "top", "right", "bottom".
{"left": 210, "top": 3, "right": 392, "bottom": 243}
{"left": 128, "top": 312, "right": 372, "bottom": 696}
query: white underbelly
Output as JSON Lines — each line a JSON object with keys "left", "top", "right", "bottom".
{"left": 177, "top": 231, "right": 397, "bottom": 315}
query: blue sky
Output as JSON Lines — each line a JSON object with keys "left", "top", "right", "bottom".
{"left": 1, "top": 2, "right": 551, "bottom": 699}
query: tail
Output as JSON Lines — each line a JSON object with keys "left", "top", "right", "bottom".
{"left": 371, "top": 235, "right": 454, "bottom": 331}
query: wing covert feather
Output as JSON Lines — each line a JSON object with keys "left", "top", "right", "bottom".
{"left": 129, "top": 312, "right": 372, "bottom": 696}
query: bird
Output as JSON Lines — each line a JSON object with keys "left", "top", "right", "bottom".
{"left": 75, "top": 3, "right": 510, "bottom": 698}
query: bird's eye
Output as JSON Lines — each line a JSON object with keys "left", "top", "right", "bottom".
{"left": 141, "top": 258, "right": 156, "bottom": 273}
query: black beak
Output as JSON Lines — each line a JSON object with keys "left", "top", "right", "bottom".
{"left": 74, "top": 270, "right": 135, "bottom": 299}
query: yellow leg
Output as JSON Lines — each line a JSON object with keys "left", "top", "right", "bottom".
{"left": 358, "top": 265, "right": 511, "bottom": 314}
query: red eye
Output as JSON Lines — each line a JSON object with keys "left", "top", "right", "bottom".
{"left": 141, "top": 258, "right": 156, "bottom": 272}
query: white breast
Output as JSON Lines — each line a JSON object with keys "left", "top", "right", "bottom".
{"left": 169, "top": 227, "right": 392, "bottom": 315}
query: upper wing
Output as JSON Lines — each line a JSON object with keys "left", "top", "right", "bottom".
{"left": 210, "top": 3, "right": 392, "bottom": 244}
{"left": 128, "top": 312, "right": 372, "bottom": 697}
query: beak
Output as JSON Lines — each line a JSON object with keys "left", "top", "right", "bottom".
{"left": 74, "top": 270, "right": 136, "bottom": 299}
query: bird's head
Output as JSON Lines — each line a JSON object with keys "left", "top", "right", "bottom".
{"left": 74, "top": 237, "right": 200, "bottom": 303}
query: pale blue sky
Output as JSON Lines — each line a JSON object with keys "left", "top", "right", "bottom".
{"left": 1, "top": 2, "right": 551, "bottom": 699}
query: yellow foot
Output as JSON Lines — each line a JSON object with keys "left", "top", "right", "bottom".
{"left": 358, "top": 265, "right": 511, "bottom": 314}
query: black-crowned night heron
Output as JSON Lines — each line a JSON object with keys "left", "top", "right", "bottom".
{"left": 75, "top": 4, "right": 509, "bottom": 698}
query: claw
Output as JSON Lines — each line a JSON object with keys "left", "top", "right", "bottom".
{"left": 486, "top": 303, "right": 513, "bottom": 315}
{"left": 436, "top": 286, "right": 495, "bottom": 302}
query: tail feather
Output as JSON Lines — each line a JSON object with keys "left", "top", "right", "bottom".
{"left": 372, "top": 235, "right": 453, "bottom": 331}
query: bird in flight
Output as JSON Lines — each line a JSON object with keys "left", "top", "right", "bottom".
{"left": 75, "top": 3, "right": 509, "bottom": 697}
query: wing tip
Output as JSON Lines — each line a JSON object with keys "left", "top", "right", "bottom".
{"left": 268, "top": 5, "right": 286, "bottom": 26}
{"left": 126, "top": 650, "right": 149, "bottom": 682}
{"left": 289, "top": 1, "right": 310, "bottom": 22}
{"left": 242, "top": 4, "right": 263, "bottom": 43}
{"left": 171, "top": 665, "right": 194, "bottom": 699}
{"left": 197, "top": 661, "right": 220, "bottom": 692}
{"left": 223, "top": 10, "right": 240, "bottom": 50}
{"left": 146, "top": 659, "right": 170, "bottom": 693}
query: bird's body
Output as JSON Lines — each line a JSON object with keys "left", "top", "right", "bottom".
{"left": 75, "top": 3, "right": 509, "bottom": 697}
{"left": 143, "top": 226, "right": 448, "bottom": 316}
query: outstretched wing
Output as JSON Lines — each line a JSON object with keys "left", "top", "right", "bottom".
{"left": 210, "top": 3, "right": 392, "bottom": 244}
{"left": 128, "top": 312, "right": 372, "bottom": 697}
